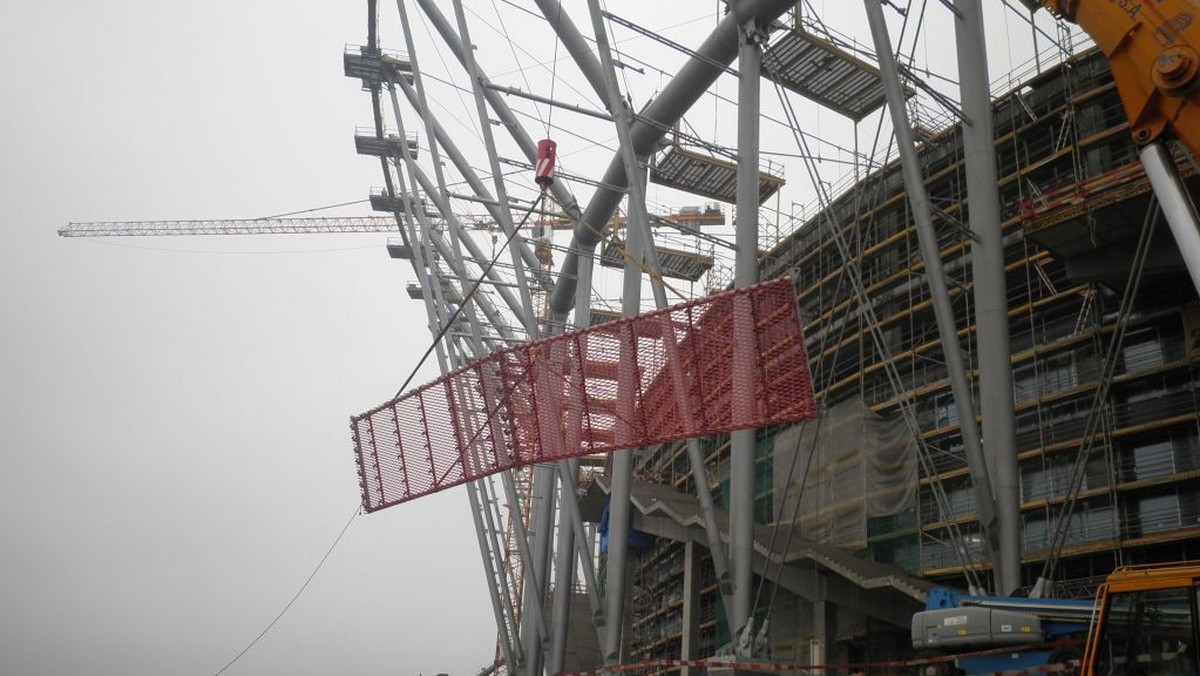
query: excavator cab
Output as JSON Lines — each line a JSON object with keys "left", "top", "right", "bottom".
{"left": 1084, "top": 565, "right": 1200, "bottom": 676}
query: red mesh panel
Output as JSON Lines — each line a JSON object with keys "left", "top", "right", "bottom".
{"left": 353, "top": 276, "right": 816, "bottom": 512}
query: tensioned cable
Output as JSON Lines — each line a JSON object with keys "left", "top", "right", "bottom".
{"left": 392, "top": 191, "right": 547, "bottom": 399}
{"left": 474, "top": 1, "right": 549, "bottom": 130}
{"left": 547, "top": 0, "right": 563, "bottom": 136}
{"left": 210, "top": 505, "right": 359, "bottom": 676}
{"left": 254, "top": 199, "right": 371, "bottom": 220}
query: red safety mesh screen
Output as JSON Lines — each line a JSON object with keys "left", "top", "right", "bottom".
{"left": 352, "top": 276, "right": 816, "bottom": 513}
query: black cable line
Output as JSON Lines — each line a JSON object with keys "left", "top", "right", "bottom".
{"left": 254, "top": 199, "right": 371, "bottom": 220}
{"left": 210, "top": 505, "right": 359, "bottom": 676}
{"left": 393, "top": 191, "right": 546, "bottom": 399}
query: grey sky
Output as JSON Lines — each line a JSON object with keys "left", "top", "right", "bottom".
{"left": 0, "top": 2, "right": 1073, "bottom": 675}
{"left": 1, "top": 2, "right": 492, "bottom": 674}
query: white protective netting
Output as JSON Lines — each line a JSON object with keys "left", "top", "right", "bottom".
{"left": 771, "top": 395, "right": 917, "bottom": 550}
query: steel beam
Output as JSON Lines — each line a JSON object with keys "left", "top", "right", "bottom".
{"left": 549, "top": 0, "right": 797, "bottom": 318}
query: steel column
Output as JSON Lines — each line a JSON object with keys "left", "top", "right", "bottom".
{"left": 559, "top": 0, "right": 737, "bottom": 625}
{"left": 450, "top": 0, "right": 538, "bottom": 337}
{"left": 863, "top": 0, "right": 1002, "bottom": 575}
{"left": 601, "top": 146, "right": 644, "bottom": 669}
{"left": 730, "top": 17, "right": 762, "bottom": 645}
{"left": 954, "top": 0, "right": 1021, "bottom": 595}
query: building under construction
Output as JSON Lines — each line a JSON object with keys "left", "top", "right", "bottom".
{"left": 600, "top": 46, "right": 1200, "bottom": 670}
{"left": 320, "top": 1, "right": 1200, "bottom": 674}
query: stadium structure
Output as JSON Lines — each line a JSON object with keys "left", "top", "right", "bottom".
{"left": 67, "top": 2, "right": 1200, "bottom": 675}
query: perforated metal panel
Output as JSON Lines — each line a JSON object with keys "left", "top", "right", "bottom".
{"left": 352, "top": 276, "right": 816, "bottom": 512}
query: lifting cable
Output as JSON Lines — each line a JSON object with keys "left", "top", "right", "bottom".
{"left": 392, "top": 189, "right": 548, "bottom": 399}
{"left": 209, "top": 505, "right": 359, "bottom": 676}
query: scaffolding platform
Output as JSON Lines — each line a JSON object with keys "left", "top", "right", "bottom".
{"left": 671, "top": 204, "right": 725, "bottom": 226}
{"left": 762, "top": 27, "right": 900, "bottom": 122}
{"left": 369, "top": 189, "right": 439, "bottom": 219}
{"left": 355, "top": 127, "right": 419, "bottom": 159}
{"left": 588, "top": 308, "right": 622, "bottom": 325}
{"left": 1021, "top": 162, "right": 1195, "bottom": 286}
{"left": 406, "top": 276, "right": 463, "bottom": 303}
{"left": 599, "top": 238, "right": 714, "bottom": 282}
{"left": 386, "top": 238, "right": 412, "bottom": 260}
{"left": 343, "top": 45, "right": 414, "bottom": 89}
{"left": 650, "top": 144, "right": 784, "bottom": 204}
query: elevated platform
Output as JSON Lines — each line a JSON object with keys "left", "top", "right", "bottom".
{"left": 386, "top": 237, "right": 412, "bottom": 260}
{"left": 406, "top": 276, "right": 463, "bottom": 303}
{"left": 1022, "top": 161, "right": 1196, "bottom": 289}
{"left": 763, "top": 28, "right": 903, "bottom": 121}
{"left": 354, "top": 127, "right": 419, "bottom": 159}
{"left": 651, "top": 145, "right": 784, "bottom": 204}
{"left": 369, "top": 189, "right": 439, "bottom": 219}
{"left": 343, "top": 45, "right": 414, "bottom": 89}
{"left": 588, "top": 308, "right": 622, "bottom": 325}
{"left": 599, "top": 238, "right": 714, "bottom": 281}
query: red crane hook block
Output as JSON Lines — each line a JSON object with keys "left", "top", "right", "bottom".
{"left": 535, "top": 139, "right": 557, "bottom": 187}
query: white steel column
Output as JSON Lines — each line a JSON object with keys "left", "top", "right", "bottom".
{"left": 730, "top": 12, "right": 762, "bottom": 644}
{"left": 863, "top": 0, "right": 1003, "bottom": 581}
{"left": 953, "top": 0, "right": 1021, "bottom": 595}
{"left": 1142, "top": 141, "right": 1200, "bottom": 297}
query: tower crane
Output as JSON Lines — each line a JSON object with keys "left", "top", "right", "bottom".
{"left": 57, "top": 216, "right": 402, "bottom": 238}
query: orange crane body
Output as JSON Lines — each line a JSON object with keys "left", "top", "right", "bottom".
{"left": 1043, "top": 0, "right": 1200, "bottom": 155}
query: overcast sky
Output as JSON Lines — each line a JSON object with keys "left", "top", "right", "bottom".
{"left": 0, "top": 2, "right": 1071, "bottom": 675}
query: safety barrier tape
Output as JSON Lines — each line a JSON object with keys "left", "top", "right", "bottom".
{"left": 552, "top": 645, "right": 1083, "bottom": 676}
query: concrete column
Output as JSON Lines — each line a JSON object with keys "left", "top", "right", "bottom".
{"left": 811, "top": 575, "right": 836, "bottom": 671}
